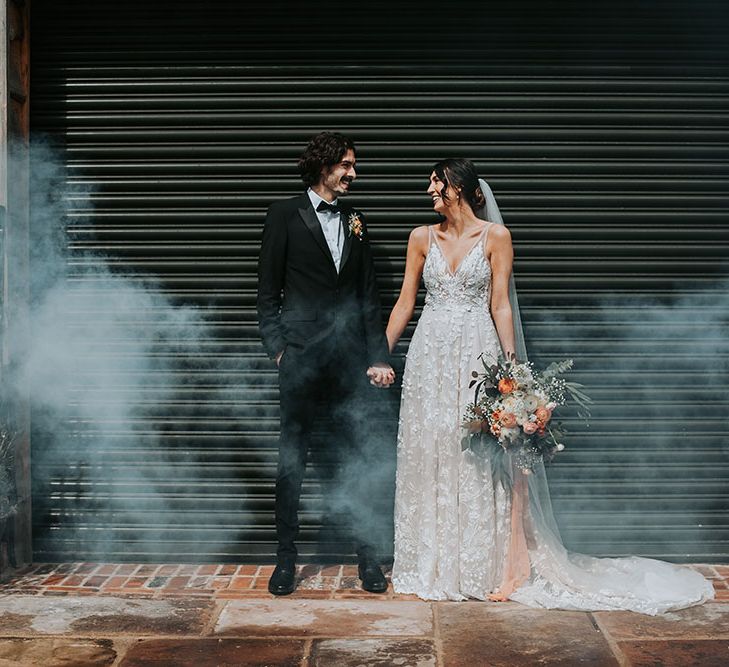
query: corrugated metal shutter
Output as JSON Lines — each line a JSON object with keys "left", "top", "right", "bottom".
{"left": 29, "top": 0, "right": 729, "bottom": 563}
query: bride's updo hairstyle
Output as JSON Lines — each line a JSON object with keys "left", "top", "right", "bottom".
{"left": 433, "top": 158, "right": 486, "bottom": 214}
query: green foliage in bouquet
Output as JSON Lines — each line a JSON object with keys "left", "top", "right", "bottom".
{"left": 462, "top": 353, "right": 592, "bottom": 487}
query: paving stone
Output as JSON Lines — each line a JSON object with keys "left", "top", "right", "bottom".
{"left": 146, "top": 576, "right": 168, "bottom": 589}
{"left": 595, "top": 603, "right": 729, "bottom": 640}
{"left": 167, "top": 576, "right": 191, "bottom": 589}
{"left": 438, "top": 602, "right": 618, "bottom": 667}
{"left": 311, "top": 639, "right": 436, "bottom": 666}
{"left": 287, "top": 590, "right": 332, "bottom": 600}
{"left": 119, "top": 638, "right": 305, "bottom": 667}
{"left": 230, "top": 577, "right": 254, "bottom": 590}
{"left": 214, "top": 599, "right": 433, "bottom": 637}
{"left": 298, "top": 576, "right": 337, "bottom": 590}
{"left": 0, "top": 637, "right": 116, "bottom": 666}
{"left": 617, "top": 639, "right": 729, "bottom": 666}
{"left": 62, "top": 575, "right": 85, "bottom": 587}
{"left": 0, "top": 596, "right": 213, "bottom": 635}
{"left": 84, "top": 577, "right": 108, "bottom": 588}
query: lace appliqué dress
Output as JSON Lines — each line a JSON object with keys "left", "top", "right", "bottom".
{"left": 391, "top": 225, "right": 714, "bottom": 613}
{"left": 392, "top": 225, "right": 507, "bottom": 601}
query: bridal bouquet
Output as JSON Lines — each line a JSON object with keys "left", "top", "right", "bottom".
{"left": 462, "top": 355, "right": 591, "bottom": 476}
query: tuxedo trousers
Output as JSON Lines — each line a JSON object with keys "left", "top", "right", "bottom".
{"left": 275, "top": 340, "right": 382, "bottom": 562}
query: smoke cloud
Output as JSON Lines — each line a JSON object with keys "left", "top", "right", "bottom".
{"left": 523, "top": 276, "right": 729, "bottom": 560}
{"left": 5, "top": 137, "right": 723, "bottom": 565}
{"left": 5, "top": 137, "right": 396, "bottom": 564}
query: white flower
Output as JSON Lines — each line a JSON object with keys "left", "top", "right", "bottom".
{"left": 503, "top": 396, "right": 518, "bottom": 412}
{"left": 556, "top": 443, "right": 565, "bottom": 451}
{"left": 524, "top": 394, "right": 539, "bottom": 412}
{"left": 512, "top": 364, "right": 533, "bottom": 384}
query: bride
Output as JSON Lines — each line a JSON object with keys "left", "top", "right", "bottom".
{"left": 385, "top": 158, "right": 714, "bottom": 614}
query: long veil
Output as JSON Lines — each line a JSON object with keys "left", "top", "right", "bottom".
{"left": 477, "top": 179, "right": 527, "bottom": 362}
{"left": 473, "top": 180, "right": 713, "bottom": 611}
{"left": 476, "top": 178, "right": 567, "bottom": 596}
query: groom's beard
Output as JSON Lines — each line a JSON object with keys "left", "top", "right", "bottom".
{"left": 324, "top": 174, "right": 354, "bottom": 197}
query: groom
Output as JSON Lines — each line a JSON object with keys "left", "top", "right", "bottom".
{"left": 257, "top": 131, "right": 395, "bottom": 595}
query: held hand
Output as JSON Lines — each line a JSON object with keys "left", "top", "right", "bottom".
{"left": 367, "top": 363, "right": 395, "bottom": 388}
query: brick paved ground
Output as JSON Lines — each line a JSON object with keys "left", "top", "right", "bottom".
{"left": 0, "top": 562, "right": 421, "bottom": 600}
{"left": 0, "top": 562, "right": 727, "bottom": 666}
{"left": 2, "top": 562, "right": 727, "bottom": 601}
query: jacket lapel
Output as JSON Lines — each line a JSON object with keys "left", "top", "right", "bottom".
{"left": 338, "top": 207, "right": 354, "bottom": 274}
{"left": 297, "top": 196, "right": 337, "bottom": 270}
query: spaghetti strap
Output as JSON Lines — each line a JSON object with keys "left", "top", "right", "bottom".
{"left": 481, "top": 222, "right": 492, "bottom": 258}
{"left": 425, "top": 225, "right": 436, "bottom": 258}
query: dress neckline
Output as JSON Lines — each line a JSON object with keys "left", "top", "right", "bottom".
{"left": 430, "top": 224, "right": 489, "bottom": 277}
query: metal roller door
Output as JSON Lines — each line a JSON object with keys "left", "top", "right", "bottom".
{"left": 28, "top": 0, "right": 729, "bottom": 562}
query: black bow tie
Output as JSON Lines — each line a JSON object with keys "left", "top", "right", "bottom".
{"left": 316, "top": 200, "right": 340, "bottom": 214}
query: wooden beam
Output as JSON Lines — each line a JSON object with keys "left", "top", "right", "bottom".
{"left": 2, "top": 0, "right": 31, "bottom": 571}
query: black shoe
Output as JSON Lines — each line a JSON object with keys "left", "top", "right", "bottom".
{"left": 358, "top": 559, "right": 388, "bottom": 593}
{"left": 268, "top": 561, "right": 296, "bottom": 596}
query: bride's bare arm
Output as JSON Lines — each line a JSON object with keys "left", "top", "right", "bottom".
{"left": 487, "top": 224, "right": 517, "bottom": 359}
{"left": 385, "top": 226, "right": 429, "bottom": 353}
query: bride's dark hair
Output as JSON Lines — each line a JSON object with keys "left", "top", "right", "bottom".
{"left": 432, "top": 158, "right": 486, "bottom": 213}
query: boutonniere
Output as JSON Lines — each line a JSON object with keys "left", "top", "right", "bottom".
{"left": 347, "top": 212, "right": 364, "bottom": 241}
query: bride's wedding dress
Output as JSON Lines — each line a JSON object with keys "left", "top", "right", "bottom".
{"left": 391, "top": 216, "right": 714, "bottom": 615}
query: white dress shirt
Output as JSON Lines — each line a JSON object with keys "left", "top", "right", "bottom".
{"left": 307, "top": 188, "right": 344, "bottom": 272}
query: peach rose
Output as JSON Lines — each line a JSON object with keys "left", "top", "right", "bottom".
{"left": 490, "top": 422, "right": 502, "bottom": 436}
{"left": 534, "top": 407, "right": 551, "bottom": 423}
{"left": 500, "top": 412, "right": 517, "bottom": 428}
{"left": 522, "top": 421, "right": 538, "bottom": 435}
{"left": 498, "top": 378, "right": 517, "bottom": 394}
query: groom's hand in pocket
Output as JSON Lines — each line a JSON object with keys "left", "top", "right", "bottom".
{"left": 367, "top": 362, "right": 395, "bottom": 388}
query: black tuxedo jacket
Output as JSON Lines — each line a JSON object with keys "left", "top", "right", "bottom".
{"left": 256, "top": 193, "right": 390, "bottom": 366}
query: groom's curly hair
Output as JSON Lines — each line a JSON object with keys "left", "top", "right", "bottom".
{"left": 298, "top": 132, "right": 356, "bottom": 187}
{"left": 433, "top": 158, "right": 486, "bottom": 213}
